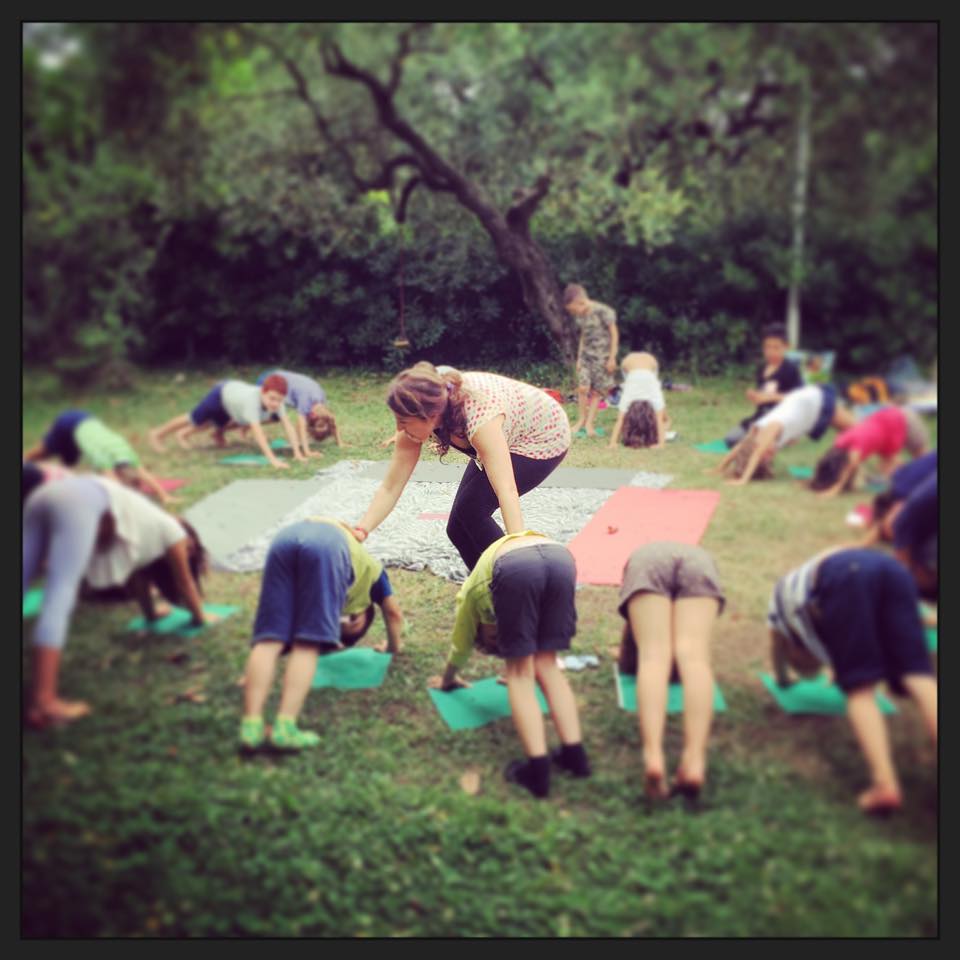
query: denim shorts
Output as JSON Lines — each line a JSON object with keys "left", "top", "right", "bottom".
{"left": 189, "top": 383, "right": 231, "bottom": 428}
{"left": 489, "top": 543, "right": 577, "bottom": 659}
{"left": 252, "top": 520, "right": 354, "bottom": 651}
{"left": 813, "top": 549, "right": 933, "bottom": 695}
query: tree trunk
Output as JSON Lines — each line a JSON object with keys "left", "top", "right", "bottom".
{"left": 785, "top": 75, "right": 811, "bottom": 348}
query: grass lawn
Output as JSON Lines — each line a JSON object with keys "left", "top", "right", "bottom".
{"left": 21, "top": 364, "right": 937, "bottom": 937}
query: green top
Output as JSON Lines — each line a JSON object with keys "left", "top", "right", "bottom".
{"left": 307, "top": 516, "right": 384, "bottom": 615}
{"left": 447, "top": 530, "right": 545, "bottom": 670}
{"left": 74, "top": 418, "right": 139, "bottom": 470}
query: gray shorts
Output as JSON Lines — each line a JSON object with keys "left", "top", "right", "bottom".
{"left": 617, "top": 542, "right": 725, "bottom": 618}
{"left": 490, "top": 544, "right": 577, "bottom": 659}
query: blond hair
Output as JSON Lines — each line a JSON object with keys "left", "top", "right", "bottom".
{"left": 386, "top": 362, "right": 470, "bottom": 456}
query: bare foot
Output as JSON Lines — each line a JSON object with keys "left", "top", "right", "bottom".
{"left": 644, "top": 766, "right": 669, "bottom": 800}
{"left": 858, "top": 784, "right": 903, "bottom": 816}
{"left": 28, "top": 698, "right": 92, "bottom": 729}
{"left": 149, "top": 431, "right": 166, "bottom": 455}
{"left": 175, "top": 432, "right": 193, "bottom": 451}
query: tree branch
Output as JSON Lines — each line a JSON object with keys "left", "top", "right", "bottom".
{"left": 395, "top": 175, "right": 422, "bottom": 223}
{"left": 506, "top": 175, "right": 552, "bottom": 234}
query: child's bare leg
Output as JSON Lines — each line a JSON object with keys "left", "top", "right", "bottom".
{"left": 585, "top": 390, "right": 603, "bottom": 435}
{"left": 276, "top": 643, "right": 320, "bottom": 721}
{"left": 571, "top": 386, "right": 589, "bottom": 433}
{"left": 845, "top": 685, "right": 902, "bottom": 810}
{"left": 505, "top": 655, "right": 547, "bottom": 757}
{"left": 244, "top": 641, "right": 284, "bottom": 718}
{"left": 150, "top": 413, "right": 191, "bottom": 453}
{"left": 628, "top": 593, "right": 673, "bottom": 792}
{"left": 533, "top": 651, "right": 581, "bottom": 744}
{"left": 901, "top": 674, "right": 937, "bottom": 742}
{"left": 673, "top": 596, "right": 719, "bottom": 786}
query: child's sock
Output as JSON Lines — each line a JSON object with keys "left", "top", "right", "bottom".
{"left": 270, "top": 714, "right": 320, "bottom": 750}
{"left": 551, "top": 742, "right": 591, "bottom": 778}
{"left": 239, "top": 715, "right": 265, "bottom": 751}
{"left": 504, "top": 755, "right": 551, "bottom": 798}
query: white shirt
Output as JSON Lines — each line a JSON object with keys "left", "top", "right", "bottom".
{"left": 755, "top": 385, "right": 825, "bottom": 448}
{"left": 84, "top": 477, "right": 187, "bottom": 588}
{"left": 618, "top": 368, "right": 665, "bottom": 414}
{"left": 220, "top": 380, "right": 271, "bottom": 426}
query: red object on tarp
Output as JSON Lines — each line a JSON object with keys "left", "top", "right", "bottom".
{"left": 543, "top": 388, "right": 565, "bottom": 404}
{"left": 567, "top": 487, "right": 721, "bottom": 585}
{"left": 137, "top": 477, "right": 188, "bottom": 494}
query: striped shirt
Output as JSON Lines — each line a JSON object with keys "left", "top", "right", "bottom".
{"left": 767, "top": 552, "right": 834, "bottom": 666}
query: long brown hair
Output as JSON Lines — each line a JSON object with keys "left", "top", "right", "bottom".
{"left": 722, "top": 432, "right": 774, "bottom": 481}
{"left": 810, "top": 447, "right": 854, "bottom": 491}
{"left": 621, "top": 401, "right": 658, "bottom": 448}
{"left": 386, "top": 362, "right": 470, "bottom": 456}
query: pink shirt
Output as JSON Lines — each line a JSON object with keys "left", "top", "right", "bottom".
{"left": 835, "top": 407, "right": 906, "bottom": 459}
{"left": 452, "top": 372, "right": 571, "bottom": 462}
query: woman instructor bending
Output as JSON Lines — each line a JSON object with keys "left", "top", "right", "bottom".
{"left": 352, "top": 363, "right": 571, "bottom": 571}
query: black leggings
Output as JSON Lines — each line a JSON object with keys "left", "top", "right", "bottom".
{"left": 446, "top": 450, "right": 567, "bottom": 571}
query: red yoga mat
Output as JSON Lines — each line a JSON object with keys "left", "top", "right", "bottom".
{"left": 137, "top": 477, "right": 188, "bottom": 494}
{"left": 567, "top": 487, "right": 721, "bottom": 585}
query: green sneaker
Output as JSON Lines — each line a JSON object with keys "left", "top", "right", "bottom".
{"left": 239, "top": 716, "right": 265, "bottom": 755}
{"left": 269, "top": 717, "right": 320, "bottom": 751}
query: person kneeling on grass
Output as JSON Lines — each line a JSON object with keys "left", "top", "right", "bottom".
{"left": 429, "top": 531, "right": 591, "bottom": 799}
{"left": 616, "top": 542, "right": 724, "bottom": 800}
{"left": 717, "top": 384, "right": 855, "bottom": 485}
{"left": 24, "top": 409, "right": 176, "bottom": 505}
{"left": 149, "top": 374, "right": 304, "bottom": 470}
{"left": 809, "top": 405, "right": 930, "bottom": 498}
{"left": 239, "top": 517, "right": 404, "bottom": 753}
{"left": 769, "top": 546, "right": 936, "bottom": 816}
{"left": 607, "top": 352, "right": 669, "bottom": 450}
{"left": 23, "top": 472, "right": 214, "bottom": 729}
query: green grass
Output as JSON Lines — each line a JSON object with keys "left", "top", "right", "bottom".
{"left": 22, "top": 365, "right": 937, "bottom": 937}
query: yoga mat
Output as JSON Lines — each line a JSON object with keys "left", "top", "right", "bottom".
{"left": 23, "top": 586, "right": 44, "bottom": 618}
{"left": 759, "top": 673, "right": 897, "bottom": 715}
{"left": 136, "top": 477, "right": 188, "bottom": 494}
{"left": 270, "top": 438, "right": 291, "bottom": 450}
{"left": 694, "top": 439, "right": 729, "bottom": 454}
{"left": 788, "top": 465, "right": 813, "bottom": 479}
{"left": 220, "top": 454, "right": 272, "bottom": 466}
{"left": 184, "top": 477, "right": 335, "bottom": 567}
{"left": 126, "top": 603, "right": 240, "bottom": 637}
{"left": 312, "top": 647, "right": 392, "bottom": 690}
{"left": 567, "top": 487, "right": 721, "bottom": 585}
{"left": 428, "top": 676, "right": 549, "bottom": 731}
{"left": 615, "top": 668, "right": 727, "bottom": 713}
{"left": 926, "top": 627, "right": 937, "bottom": 653}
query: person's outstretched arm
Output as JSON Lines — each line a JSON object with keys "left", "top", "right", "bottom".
{"left": 606, "top": 321, "right": 619, "bottom": 374}
{"left": 133, "top": 465, "right": 176, "bottom": 505}
{"left": 654, "top": 408, "right": 666, "bottom": 448}
{"left": 607, "top": 411, "right": 626, "bottom": 449}
{"left": 379, "top": 595, "right": 404, "bottom": 654}
{"left": 354, "top": 432, "right": 421, "bottom": 538}
{"left": 247, "top": 421, "right": 288, "bottom": 469}
{"left": 278, "top": 410, "right": 307, "bottom": 462}
{"left": 818, "top": 449, "right": 861, "bottom": 498}
{"left": 471, "top": 416, "right": 523, "bottom": 534}
{"left": 163, "top": 538, "right": 216, "bottom": 626}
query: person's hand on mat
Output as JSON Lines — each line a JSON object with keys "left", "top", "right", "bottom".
{"left": 428, "top": 675, "right": 470, "bottom": 691}
{"left": 150, "top": 601, "right": 173, "bottom": 621}
{"left": 270, "top": 460, "right": 290, "bottom": 470}
{"left": 374, "top": 641, "right": 402, "bottom": 655}
{"left": 191, "top": 612, "right": 221, "bottom": 627}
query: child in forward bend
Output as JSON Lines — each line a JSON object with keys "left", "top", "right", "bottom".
{"left": 607, "top": 352, "right": 669, "bottom": 450}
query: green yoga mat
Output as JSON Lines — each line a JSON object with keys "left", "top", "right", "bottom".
{"left": 694, "top": 439, "right": 729, "bottom": 454}
{"left": 126, "top": 603, "right": 240, "bottom": 637}
{"left": 759, "top": 672, "right": 897, "bottom": 715}
{"left": 926, "top": 626, "right": 937, "bottom": 653}
{"left": 23, "top": 587, "right": 44, "bottom": 618}
{"left": 615, "top": 668, "right": 727, "bottom": 714}
{"left": 220, "top": 454, "right": 272, "bottom": 466}
{"left": 312, "top": 647, "right": 392, "bottom": 690}
{"left": 428, "top": 676, "right": 549, "bottom": 731}
{"left": 270, "top": 438, "right": 291, "bottom": 450}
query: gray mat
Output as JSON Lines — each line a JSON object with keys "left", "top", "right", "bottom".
{"left": 184, "top": 477, "right": 333, "bottom": 569}
{"left": 359, "top": 460, "right": 669, "bottom": 490}
{"left": 223, "top": 460, "right": 613, "bottom": 581}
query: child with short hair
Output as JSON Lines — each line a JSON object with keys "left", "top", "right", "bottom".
{"left": 810, "top": 405, "right": 931, "bottom": 498}
{"left": 607, "top": 351, "right": 668, "bottom": 449}
{"left": 616, "top": 542, "right": 724, "bottom": 799}
{"left": 24, "top": 410, "right": 177, "bottom": 505}
{"left": 239, "top": 516, "right": 404, "bottom": 753}
{"left": 769, "top": 546, "right": 936, "bottom": 815}
{"left": 149, "top": 375, "right": 304, "bottom": 470}
{"left": 863, "top": 450, "right": 937, "bottom": 545}
{"left": 718, "top": 384, "right": 855, "bottom": 485}
{"left": 429, "top": 531, "right": 590, "bottom": 799}
{"left": 724, "top": 324, "right": 804, "bottom": 449}
{"left": 565, "top": 284, "right": 619, "bottom": 439}
{"left": 892, "top": 472, "right": 937, "bottom": 602}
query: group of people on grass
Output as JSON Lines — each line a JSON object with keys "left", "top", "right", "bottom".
{"left": 22, "top": 285, "right": 937, "bottom": 815}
